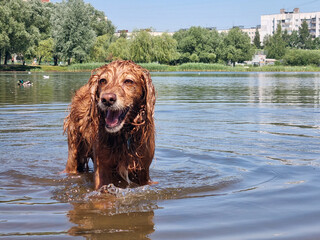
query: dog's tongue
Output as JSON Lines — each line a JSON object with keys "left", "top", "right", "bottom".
{"left": 105, "top": 110, "right": 121, "bottom": 127}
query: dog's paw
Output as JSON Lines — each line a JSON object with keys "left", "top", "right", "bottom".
{"left": 148, "top": 181, "right": 159, "bottom": 185}
{"left": 99, "top": 184, "right": 118, "bottom": 196}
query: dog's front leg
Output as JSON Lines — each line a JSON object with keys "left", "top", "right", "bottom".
{"left": 93, "top": 149, "right": 114, "bottom": 190}
{"left": 65, "top": 137, "right": 80, "bottom": 173}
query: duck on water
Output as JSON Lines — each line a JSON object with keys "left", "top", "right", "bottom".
{"left": 17, "top": 80, "right": 33, "bottom": 86}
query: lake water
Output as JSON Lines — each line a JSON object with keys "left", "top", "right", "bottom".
{"left": 0, "top": 71, "right": 320, "bottom": 239}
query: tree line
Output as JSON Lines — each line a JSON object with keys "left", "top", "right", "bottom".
{"left": 0, "top": 0, "right": 114, "bottom": 65}
{"left": 1, "top": 0, "right": 320, "bottom": 66}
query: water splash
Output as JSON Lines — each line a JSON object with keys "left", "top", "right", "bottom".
{"left": 86, "top": 184, "right": 159, "bottom": 200}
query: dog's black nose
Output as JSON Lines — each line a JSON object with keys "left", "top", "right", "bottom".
{"left": 101, "top": 93, "right": 117, "bottom": 106}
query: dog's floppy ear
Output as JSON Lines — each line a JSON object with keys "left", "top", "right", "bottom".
{"left": 142, "top": 70, "right": 155, "bottom": 123}
{"left": 87, "top": 67, "right": 105, "bottom": 120}
{"left": 89, "top": 67, "right": 104, "bottom": 102}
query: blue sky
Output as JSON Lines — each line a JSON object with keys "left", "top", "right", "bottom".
{"left": 51, "top": 0, "right": 320, "bottom": 31}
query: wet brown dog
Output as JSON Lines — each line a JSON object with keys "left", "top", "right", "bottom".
{"left": 64, "top": 60, "right": 155, "bottom": 190}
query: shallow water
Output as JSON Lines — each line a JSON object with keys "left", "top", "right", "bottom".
{"left": 0, "top": 71, "right": 320, "bottom": 239}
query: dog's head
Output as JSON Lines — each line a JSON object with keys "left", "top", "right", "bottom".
{"left": 89, "top": 61, "right": 155, "bottom": 133}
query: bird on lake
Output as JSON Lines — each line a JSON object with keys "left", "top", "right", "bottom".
{"left": 17, "top": 79, "right": 33, "bottom": 86}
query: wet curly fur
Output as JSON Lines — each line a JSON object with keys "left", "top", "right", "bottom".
{"left": 64, "top": 61, "right": 156, "bottom": 189}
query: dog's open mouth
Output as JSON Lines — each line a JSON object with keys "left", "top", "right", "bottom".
{"left": 104, "top": 108, "right": 129, "bottom": 131}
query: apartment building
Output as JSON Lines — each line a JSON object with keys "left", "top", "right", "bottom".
{"left": 218, "top": 26, "right": 259, "bottom": 43}
{"left": 260, "top": 8, "right": 320, "bottom": 41}
{"left": 114, "top": 30, "right": 174, "bottom": 39}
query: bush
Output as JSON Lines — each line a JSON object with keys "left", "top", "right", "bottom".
{"left": 283, "top": 49, "right": 320, "bottom": 66}
{"left": 176, "top": 63, "right": 244, "bottom": 71}
{"left": 189, "top": 53, "right": 199, "bottom": 63}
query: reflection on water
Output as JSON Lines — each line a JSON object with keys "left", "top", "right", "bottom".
{"left": 67, "top": 202, "right": 155, "bottom": 239}
{"left": 0, "top": 72, "right": 320, "bottom": 239}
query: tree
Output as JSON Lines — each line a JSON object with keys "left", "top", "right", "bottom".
{"left": 287, "top": 30, "right": 300, "bottom": 48}
{"left": 90, "top": 34, "right": 114, "bottom": 62}
{"left": 189, "top": 53, "right": 199, "bottom": 62}
{"left": 119, "top": 30, "right": 128, "bottom": 39}
{"left": 253, "top": 27, "right": 261, "bottom": 49}
{"left": 51, "top": 0, "right": 96, "bottom": 65}
{"left": 152, "top": 33, "right": 179, "bottom": 64}
{"left": 27, "top": 0, "right": 53, "bottom": 40}
{"left": 173, "top": 26, "right": 221, "bottom": 63}
{"left": 0, "top": 0, "right": 54, "bottom": 64}
{"left": 263, "top": 23, "right": 286, "bottom": 59}
{"left": 282, "top": 29, "right": 290, "bottom": 47}
{"left": 36, "top": 38, "right": 53, "bottom": 65}
{"left": 50, "top": 1, "right": 65, "bottom": 65}
{"left": 0, "top": 3, "right": 10, "bottom": 64}
{"left": 199, "top": 30, "right": 221, "bottom": 63}
{"left": 107, "top": 37, "right": 130, "bottom": 61}
{"left": 24, "top": 0, "right": 53, "bottom": 59}
{"left": 312, "top": 37, "right": 320, "bottom": 50}
{"left": 298, "top": 20, "right": 312, "bottom": 49}
{"left": 129, "top": 30, "right": 153, "bottom": 63}
{"left": 225, "top": 45, "right": 241, "bottom": 65}
{"left": 87, "top": 5, "right": 115, "bottom": 37}
{"left": 0, "top": 0, "right": 32, "bottom": 64}
{"left": 222, "top": 27, "right": 254, "bottom": 66}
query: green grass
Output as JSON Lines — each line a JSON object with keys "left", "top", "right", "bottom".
{"left": 137, "top": 63, "right": 320, "bottom": 72}
{"left": 0, "top": 64, "right": 40, "bottom": 71}
{"left": 176, "top": 63, "right": 245, "bottom": 72}
{"left": 139, "top": 63, "right": 172, "bottom": 71}
{"left": 247, "top": 65, "right": 320, "bottom": 72}
{"left": 32, "top": 65, "right": 69, "bottom": 72}
{"left": 66, "top": 62, "right": 106, "bottom": 71}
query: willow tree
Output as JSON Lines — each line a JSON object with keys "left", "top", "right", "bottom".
{"left": 90, "top": 34, "right": 115, "bottom": 62}
{"left": 129, "top": 30, "right": 153, "bottom": 63}
{"left": 153, "top": 33, "right": 179, "bottom": 64}
{"left": 107, "top": 37, "right": 130, "bottom": 61}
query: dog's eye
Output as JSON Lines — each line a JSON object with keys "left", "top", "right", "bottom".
{"left": 99, "top": 78, "right": 107, "bottom": 85}
{"left": 124, "top": 79, "right": 134, "bottom": 85}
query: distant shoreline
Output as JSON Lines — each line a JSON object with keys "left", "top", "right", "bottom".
{"left": 1, "top": 63, "right": 320, "bottom": 73}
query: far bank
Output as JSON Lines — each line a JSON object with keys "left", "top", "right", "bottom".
{"left": 1, "top": 63, "right": 320, "bottom": 73}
